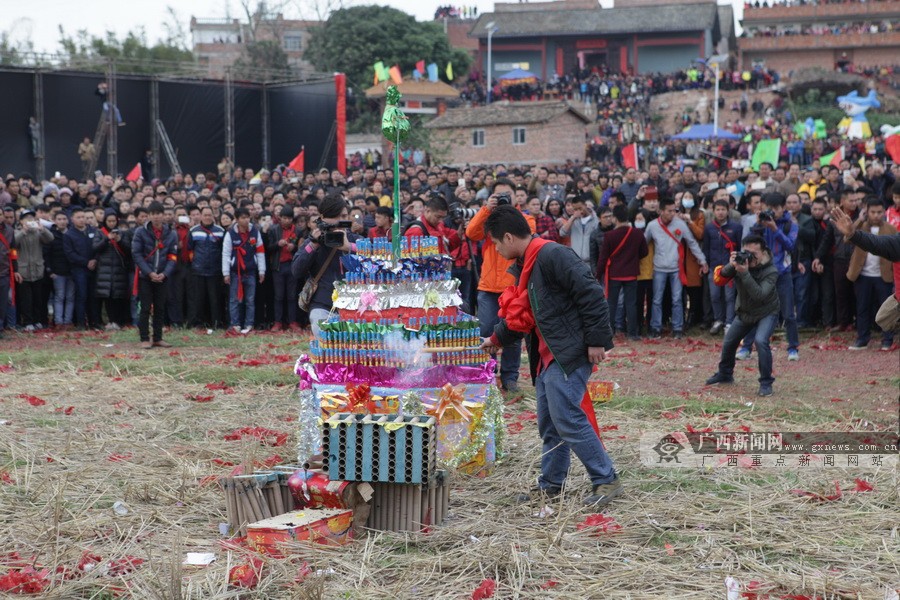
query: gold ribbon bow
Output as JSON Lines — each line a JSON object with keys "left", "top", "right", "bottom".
{"left": 427, "top": 383, "right": 472, "bottom": 421}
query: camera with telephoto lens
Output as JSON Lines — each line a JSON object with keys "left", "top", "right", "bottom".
{"left": 495, "top": 192, "right": 512, "bottom": 206}
{"left": 449, "top": 202, "right": 478, "bottom": 224}
{"left": 316, "top": 218, "right": 353, "bottom": 248}
{"left": 757, "top": 209, "right": 776, "bottom": 223}
{"left": 734, "top": 250, "right": 753, "bottom": 265}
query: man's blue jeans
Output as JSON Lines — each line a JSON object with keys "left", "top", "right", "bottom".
{"left": 477, "top": 290, "right": 521, "bottom": 387}
{"left": 719, "top": 313, "right": 778, "bottom": 386}
{"left": 854, "top": 275, "right": 894, "bottom": 347}
{"left": 536, "top": 362, "right": 617, "bottom": 488}
{"left": 651, "top": 270, "right": 683, "bottom": 332}
{"left": 71, "top": 268, "right": 90, "bottom": 328}
{"left": 52, "top": 275, "right": 75, "bottom": 325}
{"left": 742, "top": 271, "right": 798, "bottom": 352}
{"left": 229, "top": 274, "right": 257, "bottom": 329}
{"left": 708, "top": 272, "right": 736, "bottom": 325}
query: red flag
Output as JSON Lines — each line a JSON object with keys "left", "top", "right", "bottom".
{"left": 885, "top": 135, "right": 900, "bottom": 163}
{"left": 389, "top": 65, "right": 402, "bottom": 85}
{"left": 622, "top": 143, "right": 638, "bottom": 170}
{"left": 125, "top": 163, "right": 142, "bottom": 182}
{"left": 288, "top": 147, "right": 305, "bottom": 172}
{"left": 416, "top": 60, "right": 425, "bottom": 75}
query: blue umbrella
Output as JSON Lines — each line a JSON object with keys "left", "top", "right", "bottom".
{"left": 671, "top": 124, "right": 741, "bottom": 140}
{"left": 498, "top": 68, "right": 537, "bottom": 80}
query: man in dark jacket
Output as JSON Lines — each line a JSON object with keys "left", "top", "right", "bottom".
{"left": 703, "top": 199, "right": 743, "bottom": 334}
{"left": 187, "top": 206, "right": 224, "bottom": 329}
{"left": 132, "top": 202, "right": 178, "bottom": 348}
{"left": 706, "top": 235, "right": 781, "bottom": 396}
{"left": 93, "top": 210, "right": 131, "bottom": 328}
{"left": 0, "top": 217, "right": 18, "bottom": 338}
{"left": 813, "top": 189, "right": 859, "bottom": 330}
{"left": 596, "top": 204, "right": 648, "bottom": 340}
{"left": 63, "top": 207, "right": 98, "bottom": 329}
{"left": 480, "top": 205, "right": 620, "bottom": 508}
{"left": 291, "top": 195, "right": 359, "bottom": 338}
{"left": 266, "top": 206, "right": 303, "bottom": 332}
{"left": 47, "top": 212, "right": 75, "bottom": 329}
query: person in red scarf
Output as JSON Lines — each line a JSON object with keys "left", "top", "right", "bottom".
{"left": 480, "top": 206, "right": 620, "bottom": 508}
{"left": 266, "top": 206, "right": 303, "bottom": 332}
{"left": 222, "top": 208, "right": 266, "bottom": 334}
{"left": 131, "top": 202, "right": 178, "bottom": 349}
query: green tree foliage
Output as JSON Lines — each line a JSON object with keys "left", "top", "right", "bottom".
{"left": 57, "top": 27, "right": 194, "bottom": 74}
{"left": 305, "top": 5, "right": 471, "bottom": 89}
{"left": 233, "top": 40, "right": 290, "bottom": 79}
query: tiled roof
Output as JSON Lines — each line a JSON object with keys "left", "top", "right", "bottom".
{"left": 425, "top": 101, "right": 591, "bottom": 128}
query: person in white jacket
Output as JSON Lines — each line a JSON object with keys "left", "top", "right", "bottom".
{"left": 643, "top": 197, "right": 708, "bottom": 338}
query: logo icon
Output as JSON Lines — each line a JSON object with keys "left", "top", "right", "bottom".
{"left": 653, "top": 434, "right": 684, "bottom": 463}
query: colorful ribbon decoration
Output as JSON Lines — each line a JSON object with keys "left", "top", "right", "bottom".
{"left": 345, "top": 383, "right": 377, "bottom": 414}
{"left": 427, "top": 383, "right": 473, "bottom": 422}
{"left": 357, "top": 291, "right": 380, "bottom": 315}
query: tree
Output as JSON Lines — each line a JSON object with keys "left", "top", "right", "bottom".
{"left": 305, "top": 6, "right": 471, "bottom": 89}
{"left": 57, "top": 28, "right": 194, "bottom": 74}
{"left": 233, "top": 40, "right": 290, "bottom": 78}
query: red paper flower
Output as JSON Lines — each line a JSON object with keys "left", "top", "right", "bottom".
{"left": 229, "top": 557, "right": 264, "bottom": 589}
{"left": 17, "top": 394, "right": 46, "bottom": 407}
{"left": 576, "top": 514, "right": 622, "bottom": 535}
{"left": 471, "top": 578, "right": 496, "bottom": 600}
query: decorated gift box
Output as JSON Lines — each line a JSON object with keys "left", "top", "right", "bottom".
{"left": 247, "top": 509, "right": 354, "bottom": 556}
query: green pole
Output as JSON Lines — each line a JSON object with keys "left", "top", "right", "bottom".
{"left": 391, "top": 130, "right": 401, "bottom": 260}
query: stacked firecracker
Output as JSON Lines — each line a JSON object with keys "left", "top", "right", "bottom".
{"left": 293, "top": 235, "right": 506, "bottom": 532}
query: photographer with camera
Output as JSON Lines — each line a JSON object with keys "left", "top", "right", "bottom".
{"left": 467, "top": 178, "right": 536, "bottom": 393}
{"left": 706, "top": 235, "right": 780, "bottom": 396}
{"left": 292, "top": 195, "right": 359, "bottom": 338}
{"left": 736, "top": 193, "right": 800, "bottom": 361}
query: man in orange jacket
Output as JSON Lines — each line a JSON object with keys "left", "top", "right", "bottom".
{"left": 466, "top": 178, "right": 536, "bottom": 391}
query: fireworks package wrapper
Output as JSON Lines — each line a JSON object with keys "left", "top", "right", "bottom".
{"left": 287, "top": 470, "right": 373, "bottom": 534}
{"left": 246, "top": 508, "right": 354, "bottom": 556}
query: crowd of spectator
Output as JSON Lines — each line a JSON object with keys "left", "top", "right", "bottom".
{"left": 744, "top": 20, "right": 896, "bottom": 37}
{"left": 1, "top": 154, "right": 897, "bottom": 370}
{"left": 433, "top": 5, "right": 478, "bottom": 19}
{"left": 745, "top": 0, "right": 893, "bottom": 8}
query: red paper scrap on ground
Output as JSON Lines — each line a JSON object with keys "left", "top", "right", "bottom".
{"left": 107, "top": 556, "right": 144, "bottom": 576}
{"left": 576, "top": 514, "right": 622, "bottom": 535}
{"left": 107, "top": 453, "right": 133, "bottom": 463}
{"left": 206, "top": 382, "right": 236, "bottom": 394}
{"left": 229, "top": 557, "right": 264, "bottom": 589}
{"left": 0, "top": 566, "right": 50, "bottom": 594}
{"left": 18, "top": 394, "right": 46, "bottom": 407}
{"left": 186, "top": 394, "right": 215, "bottom": 403}
{"left": 790, "top": 481, "right": 843, "bottom": 502}
{"left": 223, "top": 427, "right": 289, "bottom": 447}
{"left": 853, "top": 478, "right": 874, "bottom": 492}
{"left": 471, "top": 578, "right": 496, "bottom": 599}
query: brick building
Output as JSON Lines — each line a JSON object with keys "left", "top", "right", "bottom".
{"left": 467, "top": 0, "right": 735, "bottom": 79}
{"left": 190, "top": 14, "right": 320, "bottom": 79}
{"left": 738, "top": 0, "right": 900, "bottom": 73}
{"left": 424, "top": 101, "right": 590, "bottom": 165}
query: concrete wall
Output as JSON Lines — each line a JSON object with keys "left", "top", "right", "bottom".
{"left": 431, "top": 112, "right": 587, "bottom": 166}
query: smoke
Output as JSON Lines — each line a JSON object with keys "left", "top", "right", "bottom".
{"left": 383, "top": 330, "right": 429, "bottom": 369}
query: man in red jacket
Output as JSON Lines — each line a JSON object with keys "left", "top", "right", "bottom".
{"left": 596, "top": 205, "right": 648, "bottom": 341}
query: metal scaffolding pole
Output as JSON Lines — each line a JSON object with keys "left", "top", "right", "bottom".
{"left": 224, "top": 67, "right": 235, "bottom": 165}
{"left": 261, "top": 83, "right": 269, "bottom": 169}
{"left": 150, "top": 77, "right": 160, "bottom": 179}
{"left": 33, "top": 69, "right": 46, "bottom": 181}
{"left": 106, "top": 59, "right": 118, "bottom": 176}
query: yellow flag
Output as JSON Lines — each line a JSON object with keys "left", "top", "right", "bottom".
{"left": 858, "top": 156, "right": 866, "bottom": 171}
{"left": 446, "top": 61, "right": 453, "bottom": 81}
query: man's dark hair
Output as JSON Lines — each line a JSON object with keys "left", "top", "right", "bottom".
{"left": 866, "top": 196, "right": 884, "bottom": 210}
{"left": 280, "top": 206, "right": 295, "bottom": 218}
{"left": 612, "top": 204, "right": 628, "bottom": 223}
{"left": 375, "top": 206, "right": 394, "bottom": 219}
{"left": 147, "top": 201, "right": 164, "bottom": 215}
{"left": 235, "top": 207, "right": 251, "bottom": 219}
{"left": 69, "top": 206, "right": 85, "bottom": 215}
{"left": 485, "top": 204, "right": 531, "bottom": 240}
{"left": 319, "top": 194, "right": 347, "bottom": 219}
{"left": 492, "top": 177, "right": 514, "bottom": 192}
{"left": 572, "top": 195, "right": 586, "bottom": 205}
{"left": 425, "top": 195, "right": 449, "bottom": 212}
{"left": 597, "top": 205, "right": 611, "bottom": 215}
{"left": 365, "top": 196, "right": 379, "bottom": 206}
{"left": 763, "top": 193, "right": 786, "bottom": 208}
{"left": 892, "top": 181, "right": 900, "bottom": 196}
{"left": 760, "top": 162, "right": 774, "bottom": 170}
{"left": 611, "top": 191, "right": 626, "bottom": 205}
{"left": 713, "top": 199, "right": 730, "bottom": 210}
{"left": 133, "top": 207, "right": 147, "bottom": 218}
{"left": 742, "top": 234, "right": 769, "bottom": 252}
{"left": 659, "top": 197, "right": 676, "bottom": 210}
{"left": 811, "top": 197, "right": 827, "bottom": 207}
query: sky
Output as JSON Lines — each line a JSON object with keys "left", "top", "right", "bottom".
{"left": 5, "top": 0, "right": 740, "bottom": 54}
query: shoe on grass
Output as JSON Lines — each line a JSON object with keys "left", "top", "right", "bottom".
{"left": 787, "top": 349, "right": 799, "bottom": 361}
{"left": 516, "top": 486, "right": 561, "bottom": 504}
{"left": 140, "top": 341, "right": 153, "bottom": 350}
{"left": 583, "top": 477, "right": 623, "bottom": 507}
{"left": 848, "top": 342, "right": 868, "bottom": 350}
{"left": 758, "top": 384, "right": 773, "bottom": 397}
{"left": 705, "top": 372, "right": 734, "bottom": 385}
{"left": 152, "top": 340, "right": 172, "bottom": 348}
{"left": 735, "top": 348, "right": 752, "bottom": 361}
{"left": 709, "top": 321, "right": 723, "bottom": 335}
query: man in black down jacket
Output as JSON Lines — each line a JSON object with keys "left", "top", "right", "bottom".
{"left": 291, "top": 195, "right": 360, "bottom": 338}
{"left": 132, "top": 202, "right": 178, "bottom": 348}
{"left": 480, "top": 205, "right": 621, "bottom": 508}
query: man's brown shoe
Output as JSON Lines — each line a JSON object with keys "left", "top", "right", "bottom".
{"left": 152, "top": 340, "right": 172, "bottom": 348}
{"left": 583, "top": 477, "right": 623, "bottom": 507}
{"left": 140, "top": 341, "right": 153, "bottom": 350}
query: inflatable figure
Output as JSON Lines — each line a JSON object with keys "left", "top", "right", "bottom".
{"left": 837, "top": 90, "right": 879, "bottom": 139}
{"left": 882, "top": 124, "right": 900, "bottom": 163}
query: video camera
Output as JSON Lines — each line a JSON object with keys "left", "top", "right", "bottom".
{"left": 734, "top": 250, "right": 754, "bottom": 265}
{"left": 316, "top": 218, "right": 353, "bottom": 248}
